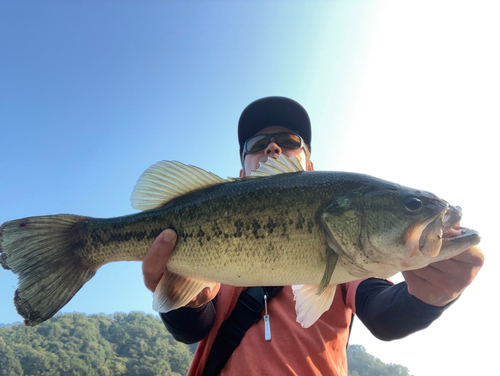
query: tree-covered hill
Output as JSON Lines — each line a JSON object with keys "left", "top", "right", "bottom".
{"left": 347, "top": 344, "right": 413, "bottom": 376}
{"left": 0, "top": 312, "right": 412, "bottom": 376}
{"left": 0, "top": 312, "right": 191, "bottom": 376}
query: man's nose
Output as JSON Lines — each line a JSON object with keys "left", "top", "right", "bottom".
{"left": 264, "top": 139, "right": 282, "bottom": 155}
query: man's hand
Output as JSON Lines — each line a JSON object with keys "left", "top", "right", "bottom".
{"left": 403, "top": 245, "right": 484, "bottom": 306}
{"left": 142, "top": 229, "right": 220, "bottom": 308}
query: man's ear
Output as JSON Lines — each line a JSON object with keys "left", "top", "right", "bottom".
{"left": 307, "top": 160, "right": 314, "bottom": 171}
{"left": 239, "top": 168, "right": 245, "bottom": 177}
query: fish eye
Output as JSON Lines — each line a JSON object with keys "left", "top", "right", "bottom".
{"left": 404, "top": 197, "right": 423, "bottom": 213}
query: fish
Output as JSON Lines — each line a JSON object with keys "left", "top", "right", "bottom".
{"left": 0, "top": 155, "right": 480, "bottom": 328}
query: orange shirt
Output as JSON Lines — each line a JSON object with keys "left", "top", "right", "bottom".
{"left": 187, "top": 281, "right": 363, "bottom": 376}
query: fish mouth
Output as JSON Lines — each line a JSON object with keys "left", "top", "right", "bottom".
{"left": 418, "top": 205, "right": 480, "bottom": 257}
{"left": 441, "top": 225, "right": 480, "bottom": 254}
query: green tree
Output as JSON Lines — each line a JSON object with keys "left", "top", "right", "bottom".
{"left": 347, "top": 344, "right": 413, "bottom": 376}
{"left": 0, "top": 336, "right": 24, "bottom": 375}
{"left": 0, "top": 312, "right": 193, "bottom": 376}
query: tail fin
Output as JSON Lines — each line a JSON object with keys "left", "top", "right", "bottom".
{"left": 0, "top": 214, "right": 95, "bottom": 326}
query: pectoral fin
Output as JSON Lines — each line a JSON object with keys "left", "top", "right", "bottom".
{"left": 292, "top": 284, "right": 337, "bottom": 328}
{"left": 317, "top": 246, "right": 338, "bottom": 295}
{"left": 153, "top": 271, "right": 217, "bottom": 312}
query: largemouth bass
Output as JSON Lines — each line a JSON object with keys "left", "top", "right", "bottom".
{"left": 0, "top": 155, "right": 480, "bottom": 328}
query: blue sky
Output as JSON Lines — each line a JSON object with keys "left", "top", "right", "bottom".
{"left": 1, "top": 2, "right": 499, "bottom": 375}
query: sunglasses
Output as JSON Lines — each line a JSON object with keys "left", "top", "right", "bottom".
{"left": 243, "top": 132, "right": 305, "bottom": 158}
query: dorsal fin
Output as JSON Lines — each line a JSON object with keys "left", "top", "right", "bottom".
{"left": 250, "top": 154, "right": 304, "bottom": 177}
{"left": 131, "top": 161, "right": 225, "bottom": 210}
{"left": 131, "top": 154, "right": 304, "bottom": 211}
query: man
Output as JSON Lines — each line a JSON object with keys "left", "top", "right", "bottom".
{"left": 142, "top": 97, "right": 484, "bottom": 375}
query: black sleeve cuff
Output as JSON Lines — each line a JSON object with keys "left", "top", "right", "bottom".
{"left": 160, "top": 302, "right": 216, "bottom": 344}
{"left": 355, "top": 278, "right": 456, "bottom": 341}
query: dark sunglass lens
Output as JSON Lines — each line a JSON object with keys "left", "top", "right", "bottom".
{"left": 245, "top": 134, "right": 270, "bottom": 153}
{"left": 276, "top": 133, "right": 302, "bottom": 149}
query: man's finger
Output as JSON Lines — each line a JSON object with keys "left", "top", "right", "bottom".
{"left": 427, "top": 246, "right": 484, "bottom": 279}
{"left": 142, "top": 229, "right": 177, "bottom": 292}
{"left": 444, "top": 245, "right": 484, "bottom": 265}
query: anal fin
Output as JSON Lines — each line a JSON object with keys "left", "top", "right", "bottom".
{"left": 292, "top": 284, "right": 337, "bottom": 328}
{"left": 153, "top": 271, "right": 216, "bottom": 312}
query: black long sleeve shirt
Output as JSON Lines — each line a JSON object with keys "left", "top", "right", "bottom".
{"left": 355, "top": 278, "right": 453, "bottom": 340}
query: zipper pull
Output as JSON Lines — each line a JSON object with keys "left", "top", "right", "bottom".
{"left": 263, "top": 294, "right": 271, "bottom": 342}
